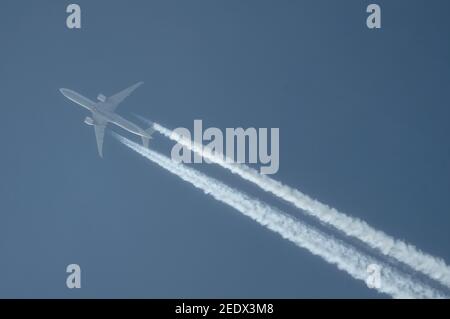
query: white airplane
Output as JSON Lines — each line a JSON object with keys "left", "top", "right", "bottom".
{"left": 60, "top": 82, "right": 154, "bottom": 157}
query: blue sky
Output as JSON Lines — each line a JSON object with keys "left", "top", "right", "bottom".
{"left": 0, "top": 0, "right": 449, "bottom": 298}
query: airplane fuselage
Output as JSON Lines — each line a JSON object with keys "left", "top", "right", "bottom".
{"left": 59, "top": 88, "right": 151, "bottom": 139}
{"left": 93, "top": 105, "right": 145, "bottom": 137}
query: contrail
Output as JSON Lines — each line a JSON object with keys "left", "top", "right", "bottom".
{"left": 114, "top": 133, "right": 446, "bottom": 299}
{"left": 144, "top": 119, "right": 450, "bottom": 289}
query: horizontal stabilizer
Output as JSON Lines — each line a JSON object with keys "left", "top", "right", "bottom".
{"left": 142, "top": 136, "right": 150, "bottom": 148}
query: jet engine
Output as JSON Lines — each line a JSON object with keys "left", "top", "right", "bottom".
{"left": 97, "top": 94, "right": 107, "bottom": 102}
{"left": 84, "top": 116, "right": 94, "bottom": 126}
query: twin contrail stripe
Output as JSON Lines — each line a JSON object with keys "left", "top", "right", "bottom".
{"left": 114, "top": 133, "right": 447, "bottom": 299}
{"left": 149, "top": 120, "right": 450, "bottom": 289}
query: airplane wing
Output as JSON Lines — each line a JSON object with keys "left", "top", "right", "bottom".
{"left": 102, "top": 82, "right": 144, "bottom": 112}
{"left": 93, "top": 114, "right": 108, "bottom": 158}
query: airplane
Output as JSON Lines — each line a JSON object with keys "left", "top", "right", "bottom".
{"left": 59, "top": 82, "right": 154, "bottom": 157}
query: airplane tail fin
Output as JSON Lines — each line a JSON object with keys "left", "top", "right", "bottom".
{"left": 141, "top": 126, "right": 155, "bottom": 148}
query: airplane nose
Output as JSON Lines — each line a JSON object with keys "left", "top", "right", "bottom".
{"left": 59, "top": 88, "right": 71, "bottom": 98}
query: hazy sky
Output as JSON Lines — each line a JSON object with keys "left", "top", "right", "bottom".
{"left": 0, "top": 0, "right": 449, "bottom": 298}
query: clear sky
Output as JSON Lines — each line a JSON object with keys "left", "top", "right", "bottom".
{"left": 0, "top": 0, "right": 449, "bottom": 298}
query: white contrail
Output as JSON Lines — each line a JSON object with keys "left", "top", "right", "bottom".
{"left": 114, "top": 133, "right": 446, "bottom": 299}
{"left": 147, "top": 120, "right": 450, "bottom": 289}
